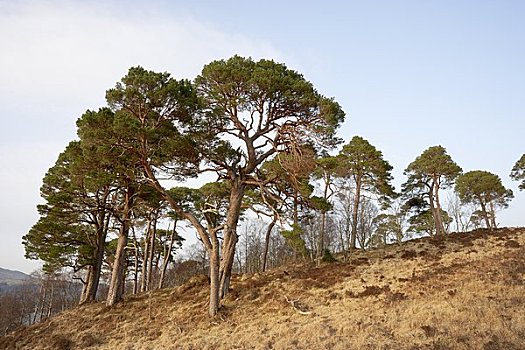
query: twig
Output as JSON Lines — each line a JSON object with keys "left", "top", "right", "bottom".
{"left": 285, "top": 296, "right": 312, "bottom": 315}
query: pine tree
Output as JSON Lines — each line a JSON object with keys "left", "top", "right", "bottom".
{"left": 403, "top": 146, "right": 461, "bottom": 236}
{"left": 337, "top": 136, "right": 395, "bottom": 249}
{"left": 455, "top": 170, "right": 513, "bottom": 230}
{"left": 510, "top": 154, "right": 525, "bottom": 190}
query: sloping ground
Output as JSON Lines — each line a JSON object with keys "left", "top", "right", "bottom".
{"left": 2, "top": 228, "right": 525, "bottom": 350}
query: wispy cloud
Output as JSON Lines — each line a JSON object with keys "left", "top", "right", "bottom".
{"left": 0, "top": 1, "right": 284, "bottom": 107}
{"left": 0, "top": 0, "right": 285, "bottom": 272}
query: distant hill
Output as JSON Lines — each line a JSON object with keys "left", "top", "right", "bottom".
{"left": 2, "top": 227, "right": 525, "bottom": 349}
{"left": 0, "top": 267, "right": 30, "bottom": 285}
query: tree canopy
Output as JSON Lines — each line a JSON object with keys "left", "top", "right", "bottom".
{"left": 337, "top": 136, "right": 395, "bottom": 248}
{"left": 403, "top": 145, "right": 462, "bottom": 236}
{"left": 455, "top": 170, "right": 513, "bottom": 230}
{"left": 99, "top": 57, "right": 345, "bottom": 316}
{"left": 24, "top": 55, "right": 522, "bottom": 321}
{"left": 510, "top": 154, "right": 525, "bottom": 190}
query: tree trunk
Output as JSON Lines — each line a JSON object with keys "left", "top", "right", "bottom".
{"left": 79, "top": 201, "right": 109, "bottom": 304}
{"left": 80, "top": 219, "right": 107, "bottom": 303}
{"left": 159, "top": 223, "right": 177, "bottom": 289}
{"left": 61, "top": 280, "right": 67, "bottom": 312}
{"left": 133, "top": 239, "right": 139, "bottom": 294}
{"left": 39, "top": 283, "right": 47, "bottom": 321}
{"left": 318, "top": 210, "right": 326, "bottom": 262}
{"left": 480, "top": 199, "right": 496, "bottom": 231}
{"left": 479, "top": 200, "right": 491, "bottom": 230}
{"left": 209, "top": 243, "right": 220, "bottom": 317}
{"left": 433, "top": 182, "right": 446, "bottom": 235}
{"left": 339, "top": 225, "right": 348, "bottom": 262}
{"left": 142, "top": 162, "right": 220, "bottom": 316}
{"left": 46, "top": 282, "right": 54, "bottom": 318}
{"left": 120, "top": 261, "right": 127, "bottom": 297}
{"left": 489, "top": 200, "right": 497, "bottom": 230}
{"left": 80, "top": 266, "right": 97, "bottom": 304}
{"left": 34, "top": 282, "right": 45, "bottom": 323}
{"left": 318, "top": 175, "right": 331, "bottom": 261}
{"left": 350, "top": 177, "right": 362, "bottom": 249}
{"left": 428, "top": 183, "right": 444, "bottom": 236}
{"left": 219, "top": 182, "right": 244, "bottom": 299}
{"left": 262, "top": 217, "right": 277, "bottom": 272}
{"left": 244, "top": 228, "right": 248, "bottom": 273}
{"left": 293, "top": 190, "right": 299, "bottom": 226}
{"left": 79, "top": 267, "right": 92, "bottom": 305}
{"left": 106, "top": 226, "right": 128, "bottom": 306}
{"left": 106, "top": 185, "right": 133, "bottom": 307}
{"left": 291, "top": 188, "right": 300, "bottom": 260}
{"left": 140, "top": 220, "right": 151, "bottom": 293}
{"left": 147, "top": 213, "right": 157, "bottom": 290}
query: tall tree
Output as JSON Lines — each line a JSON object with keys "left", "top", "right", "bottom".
{"left": 132, "top": 188, "right": 167, "bottom": 293}
{"left": 76, "top": 108, "right": 143, "bottom": 306}
{"left": 105, "top": 59, "right": 344, "bottom": 316}
{"left": 23, "top": 142, "right": 86, "bottom": 274}
{"left": 195, "top": 56, "right": 343, "bottom": 308}
{"left": 23, "top": 140, "right": 114, "bottom": 304}
{"left": 372, "top": 212, "right": 404, "bottom": 247}
{"left": 157, "top": 223, "right": 185, "bottom": 289}
{"left": 337, "top": 136, "right": 395, "bottom": 249}
{"left": 455, "top": 170, "right": 513, "bottom": 230}
{"left": 257, "top": 147, "right": 318, "bottom": 261}
{"left": 402, "top": 145, "right": 461, "bottom": 236}
{"left": 354, "top": 197, "right": 379, "bottom": 250}
{"left": 312, "top": 155, "right": 339, "bottom": 259}
{"left": 102, "top": 66, "right": 221, "bottom": 311}
{"left": 510, "top": 154, "right": 525, "bottom": 190}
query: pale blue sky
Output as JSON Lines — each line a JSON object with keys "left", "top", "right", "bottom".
{"left": 1, "top": 0, "right": 524, "bottom": 273}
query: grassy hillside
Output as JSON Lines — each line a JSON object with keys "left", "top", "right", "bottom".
{"left": 2, "top": 228, "right": 525, "bottom": 350}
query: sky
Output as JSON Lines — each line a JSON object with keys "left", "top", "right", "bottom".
{"left": 1, "top": 0, "right": 524, "bottom": 274}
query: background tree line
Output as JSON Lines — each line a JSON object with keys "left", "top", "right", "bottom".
{"left": 20, "top": 55, "right": 525, "bottom": 323}
{"left": 0, "top": 271, "right": 81, "bottom": 336}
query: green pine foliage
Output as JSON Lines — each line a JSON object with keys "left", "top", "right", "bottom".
{"left": 510, "top": 154, "right": 525, "bottom": 190}
{"left": 455, "top": 170, "right": 513, "bottom": 229}
{"left": 402, "top": 145, "right": 461, "bottom": 236}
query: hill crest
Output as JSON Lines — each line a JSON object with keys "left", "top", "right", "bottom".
{"left": 0, "top": 267, "right": 30, "bottom": 285}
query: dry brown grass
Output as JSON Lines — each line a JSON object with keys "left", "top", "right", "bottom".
{"left": 2, "top": 227, "right": 525, "bottom": 349}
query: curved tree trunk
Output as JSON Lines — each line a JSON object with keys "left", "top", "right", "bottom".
{"left": 262, "top": 217, "right": 277, "bottom": 272}
{"left": 219, "top": 182, "right": 245, "bottom": 299}
{"left": 106, "top": 185, "right": 133, "bottom": 307}
{"left": 433, "top": 182, "right": 445, "bottom": 236}
{"left": 428, "top": 182, "right": 444, "bottom": 236}
{"left": 80, "top": 208, "right": 109, "bottom": 304}
{"left": 79, "top": 267, "right": 92, "bottom": 305}
{"left": 159, "top": 224, "right": 176, "bottom": 289}
{"left": 106, "top": 226, "right": 129, "bottom": 306}
{"left": 489, "top": 201, "right": 497, "bottom": 230}
{"left": 143, "top": 162, "right": 223, "bottom": 316}
{"left": 479, "top": 201, "right": 491, "bottom": 230}
{"left": 428, "top": 191, "right": 436, "bottom": 235}
{"left": 81, "top": 262, "right": 100, "bottom": 304}
{"left": 219, "top": 233, "right": 237, "bottom": 299}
